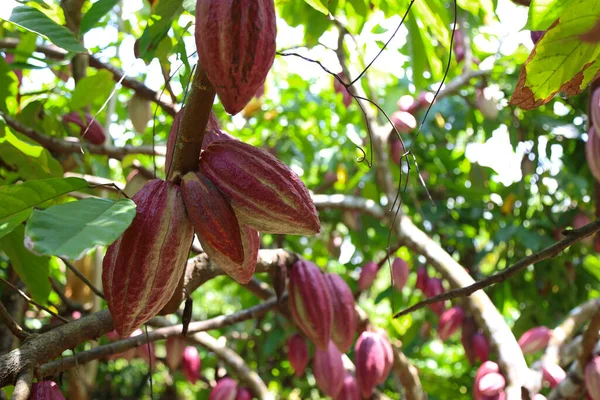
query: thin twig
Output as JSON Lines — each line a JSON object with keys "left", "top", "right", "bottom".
{"left": 0, "top": 301, "right": 30, "bottom": 341}
{"left": 61, "top": 258, "right": 105, "bottom": 300}
{"left": 0, "top": 277, "right": 69, "bottom": 323}
{"left": 394, "top": 218, "right": 600, "bottom": 317}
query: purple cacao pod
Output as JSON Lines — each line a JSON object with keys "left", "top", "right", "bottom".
{"left": 200, "top": 140, "right": 320, "bottom": 235}
{"left": 424, "top": 277, "right": 446, "bottom": 315}
{"left": 587, "top": 126, "right": 600, "bottom": 183}
{"left": 530, "top": 30, "right": 545, "bottom": 44}
{"left": 517, "top": 326, "right": 551, "bottom": 354}
{"left": 324, "top": 273, "right": 357, "bottom": 353}
{"left": 415, "top": 266, "right": 429, "bottom": 292}
{"left": 461, "top": 317, "right": 477, "bottom": 365}
{"left": 182, "top": 346, "right": 201, "bottom": 384}
{"left": 165, "top": 336, "right": 186, "bottom": 370}
{"left": 235, "top": 388, "right": 252, "bottom": 400}
{"left": 335, "top": 374, "right": 360, "bottom": 400}
{"left": 592, "top": 88, "right": 600, "bottom": 132}
{"left": 181, "top": 171, "right": 259, "bottom": 283}
{"left": 391, "top": 111, "right": 417, "bottom": 133}
{"left": 287, "top": 334, "right": 309, "bottom": 377}
{"left": 542, "top": 363, "right": 566, "bottom": 388}
{"left": 586, "top": 356, "right": 600, "bottom": 400}
{"left": 334, "top": 76, "right": 353, "bottom": 107}
{"left": 474, "top": 361, "right": 500, "bottom": 399}
{"left": 210, "top": 377, "right": 238, "bottom": 400}
{"left": 195, "top": 0, "right": 276, "bottom": 115}
{"left": 28, "top": 381, "right": 65, "bottom": 400}
{"left": 390, "top": 136, "right": 403, "bottom": 165}
{"left": 392, "top": 257, "right": 409, "bottom": 291}
{"left": 288, "top": 260, "right": 333, "bottom": 350}
{"left": 313, "top": 341, "right": 345, "bottom": 398}
{"left": 438, "top": 306, "right": 465, "bottom": 341}
{"left": 203, "top": 129, "right": 237, "bottom": 150}
{"left": 478, "top": 372, "right": 506, "bottom": 396}
{"left": 63, "top": 111, "right": 106, "bottom": 145}
{"left": 102, "top": 179, "right": 194, "bottom": 336}
{"left": 376, "top": 332, "right": 394, "bottom": 384}
{"left": 473, "top": 332, "right": 490, "bottom": 363}
{"left": 358, "top": 261, "right": 379, "bottom": 290}
{"left": 355, "top": 331, "right": 387, "bottom": 398}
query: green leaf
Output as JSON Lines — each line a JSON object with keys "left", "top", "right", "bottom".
{"left": 137, "top": 0, "right": 183, "bottom": 63}
{"left": 527, "top": 0, "right": 576, "bottom": 30}
{"left": 0, "top": 225, "right": 51, "bottom": 303}
{"left": 24, "top": 198, "right": 136, "bottom": 260}
{"left": 413, "top": 0, "right": 450, "bottom": 49}
{"left": 0, "top": 121, "right": 63, "bottom": 180}
{"left": 0, "top": 57, "right": 17, "bottom": 113}
{"left": 80, "top": 0, "right": 121, "bottom": 34}
{"left": 303, "top": 0, "right": 329, "bottom": 15}
{"left": 182, "top": 0, "right": 195, "bottom": 13}
{"left": 511, "top": 0, "right": 600, "bottom": 110}
{"left": 71, "top": 70, "right": 115, "bottom": 110}
{"left": 8, "top": 6, "right": 86, "bottom": 53}
{"left": 0, "top": 177, "right": 88, "bottom": 240}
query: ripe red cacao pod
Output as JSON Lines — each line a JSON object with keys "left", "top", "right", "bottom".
{"left": 473, "top": 332, "right": 490, "bottom": 363}
{"left": 391, "top": 111, "right": 417, "bottom": 133}
{"left": 573, "top": 212, "right": 594, "bottom": 246}
{"left": 473, "top": 361, "right": 500, "bottom": 399}
{"left": 587, "top": 128, "right": 600, "bottom": 183}
{"left": 63, "top": 111, "right": 106, "bottom": 145}
{"left": 165, "top": 336, "right": 186, "bottom": 370}
{"left": 585, "top": 356, "right": 600, "bottom": 400}
{"left": 592, "top": 88, "right": 600, "bottom": 132}
{"left": 288, "top": 260, "right": 333, "bottom": 350}
{"left": 392, "top": 257, "right": 409, "bottom": 291}
{"left": 517, "top": 326, "right": 551, "bottom": 354}
{"left": 542, "top": 363, "right": 566, "bottom": 388}
{"left": 203, "top": 129, "right": 236, "bottom": 150}
{"left": 182, "top": 346, "right": 201, "bottom": 384}
{"left": 102, "top": 179, "right": 194, "bottom": 336}
{"left": 199, "top": 140, "right": 320, "bottom": 235}
{"left": 335, "top": 374, "right": 360, "bottom": 400}
{"left": 181, "top": 171, "right": 259, "bottom": 284}
{"left": 235, "top": 388, "right": 252, "bottom": 400}
{"left": 389, "top": 136, "right": 403, "bottom": 165}
{"left": 376, "top": 332, "right": 394, "bottom": 384}
{"left": 358, "top": 261, "right": 378, "bottom": 291}
{"left": 477, "top": 372, "right": 506, "bottom": 396}
{"left": 195, "top": 0, "right": 276, "bottom": 115}
{"left": 438, "top": 306, "right": 465, "bottom": 341}
{"left": 287, "top": 334, "right": 309, "bottom": 377}
{"left": 415, "top": 266, "right": 429, "bottom": 291}
{"left": 424, "top": 277, "right": 446, "bottom": 315}
{"left": 28, "top": 381, "right": 65, "bottom": 400}
{"left": 324, "top": 273, "right": 357, "bottom": 353}
{"left": 355, "top": 331, "right": 386, "bottom": 398}
{"left": 128, "top": 93, "right": 152, "bottom": 134}
{"left": 210, "top": 377, "right": 238, "bottom": 400}
{"left": 313, "top": 341, "right": 345, "bottom": 398}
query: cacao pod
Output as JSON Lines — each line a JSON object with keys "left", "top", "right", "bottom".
{"left": 586, "top": 356, "right": 600, "bottom": 400}
{"left": 473, "top": 361, "right": 500, "bottom": 399}
{"left": 29, "top": 381, "right": 65, "bottom": 400}
{"left": 461, "top": 317, "right": 477, "bottom": 365}
{"left": 573, "top": 212, "right": 594, "bottom": 246}
{"left": 210, "top": 377, "right": 238, "bottom": 400}
{"left": 355, "top": 331, "right": 386, "bottom": 398}
{"left": 287, "top": 334, "right": 309, "bottom": 377}
{"left": 181, "top": 171, "right": 259, "bottom": 284}
{"left": 587, "top": 127, "right": 600, "bottom": 183}
{"left": 376, "top": 331, "right": 394, "bottom": 384}
{"left": 517, "top": 326, "right": 551, "bottom": 354}
{"left": 199, "top": 140, "right": 320, "bottom": 235}
{"left": 102, "top": 179, "right": 194, "bottom": 336}
{"left": 424, "top": 277, "right": 446, "bottom": 315}
{"left": 123, "top": 169, "right": 150, "bottom": 198}
{"left": 592, "top": 88, "right": 600, "bottom": 132}
{"left": 391, "top": 257, "right": 409, "bottom": 291}
{"left": 128, "top": 93, "right": 153, "bottom": 134}
{"left": 182, "top": 346, "right": 201, "bottom": 384}
{"left": 416, "top": 92, "right": 435, "bottom": 110}
{"left": 454, "top": 28, "right": 466, "bottom": 64}
{"left": 530, "top": 31, "right": 545, "bottom": 44}
{"left": 313, "top": 340, "right": 345, "bottom": 398}
{"left": 389, "top": 136, "right": 403, "bottom": 165}
{"left": 475, "top": 87, "right": 499, "bottom": 120}
{"left": 165, "top": 336, "right": 186, "bottom": 370}
{"left": 203, "top": 129, "right": 236, "bottom": 150}
{"left": 63, "top": 111, "right": 106, "bottom": 145}
{"left": 473, "top": 332, "right": 490, "bottom": 363}
{"left": 397, "top": 95, "right": 416, "bottom": 112}
{"left": 235, "top": 388, "right": 252, "bottom": 400}
{"left": 415, "top": 266, "right": 429, "bottom": 292}
{"left": 335, "top": 374, "right": 360, "bottom": 400}
{"left": 288, "top": 260, "right": 333, "bottom": 350}
{"left": 477, "top": 372, "right": 506, "bottom": 396}
{"left": 358, "top": 261, "right": 378, "bottom": 291}
{"left": 542, "top": 362, "right": 566, "bottom": 388}
{"left": 391, "top": 111, "right": 417, "bottom": 133}
{"left": 334, "top": 76, "right": 352, "bottom": 107}
{"left": 438, "top": 306, "right": 465, "bottom": 341}
{"left": 195, "top": 0, "right": 276, "bottom": 115}
{"left": 324, "top": 273, "right": 357, "bottom": 353}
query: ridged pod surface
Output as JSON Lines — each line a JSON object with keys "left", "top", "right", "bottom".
{"left": 587, "top": 126, "right": 600, "bottom": 183}
{"left": 200, "top": 140, "right": 320, "bottom": 235}
{"left": 102, "top": 179, "right": 194, "bottom": 336}
{"left": 287, "top": 334, "right": 309, "bottom": 377}
{"left": 209, "top": 377, "right": 238, "bottom": 400}
{"left": 63, "top": 111, "right": 106, "bottom": 145}
{"left": 376, "top": 332, "right": 394, "bottom": 384}
{"left": 313, "top": 341, "right": 345, "bottom": 398}
{"left": 195, "top": 0, "right": 276, "bottom": 115}
{"left": 355, "top": 331, "right": 386, "bottom": 398}
{"left": 181, "top": 171, "right": 259, "bottom": 283}
{"left": 335, "top": 374, "right": 361, "bottom": 400}
{"left": 324, "top": 273, "right": 357, "bottom": 353}
{"left": 288, "top": 260, "right": 333, "bottom": 350}
{"left": 29, "top": 381, "right": 65, "bottom": 400}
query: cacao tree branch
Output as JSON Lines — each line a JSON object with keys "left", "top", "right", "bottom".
{"left": 11, "top": 367, "right": 33, "bottom": 400}
{"left": 0, "top": 301, "right": 29, "bottom": 341}
{"left": 0, "top": 111, "right": 165, "bottom": 158}
{"left": 392, "top": 343, "right": 425, "bottom": 400}
{"left": 0, "top": 38, "right": 177, "bottom": 116}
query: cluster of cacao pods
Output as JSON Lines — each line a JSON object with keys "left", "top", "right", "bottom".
{"left": 62, "top": 111, "right": 106, "bottom": 145}
{"left": 358, "top": 257, "right": 410, "bottom": 292}
{"left": 209, "top": 377, "right": 251, "bottom": 400}
{"left": 473, "top": 361, "right": 506, "bottom": 399}
{"left": 354, "top": 330, "right": 394, "bottom": 397}
{"left": 195, "top": 0, "right": 276, "bottom": 115}
{"left": 28, "top": 380, "right": 65, "bottom": 400}
{"left": 587, "top": 88, "right": 600, "bottom": 183}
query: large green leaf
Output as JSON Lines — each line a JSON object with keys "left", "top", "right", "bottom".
{"left": 25, "top": 198, "right": 136, "bottom": 260}
{"left": 527, "top": 0, "right": 576, "bottom": 30}
{"left": 8, "top": 6, "right": 85, "bottom": 53}
{"left": 0, "top": 121, "right": 63, "bottom": 180}
{"left": 303, "top": 0, "right": 329, "bottom": 15}
{"left": 0, "top": 177, "right": 88, "bottom": 240}
{"left": 0, "top": 57, "right": 18, "bottom": 113}
{"left": 70, "top": 70, "right": 115, "bottom": 110}
{"left": 137, "top": 0, "right": 183, "bottom": 63}
{"left": 0, "top": 225, "right": 51, "bottom": 303}
{"left": 511, "top": 0, "right": 600, "bottom": 110}
{"left": 80, "top": 0, "right": 121, "bottom": 34}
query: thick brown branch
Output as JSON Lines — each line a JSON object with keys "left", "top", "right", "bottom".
{"left": 11, "top": 367, "right": 33, "bottom": 400}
